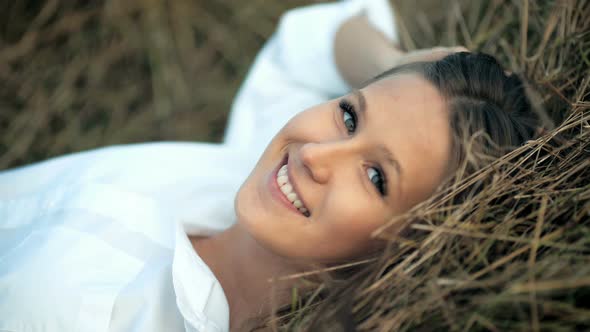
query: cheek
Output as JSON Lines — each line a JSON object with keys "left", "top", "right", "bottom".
{"left": 317, "top": 192, "right": 389, "bottom": 253}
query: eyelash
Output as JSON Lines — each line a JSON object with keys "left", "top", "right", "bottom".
{"left": 339, "top": 100, "right": 357, "bottom": 135}
{"left": 338, "top": 99, "right": 388, "bottom": 197}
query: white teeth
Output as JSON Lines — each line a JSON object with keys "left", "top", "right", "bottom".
{"left": 276, "top": 163, "right": 310, "bottom": 216}
{"left": 286, "top": 192, "right": 297, "bottom": 202}
{"left": 278, "top": 165, "right": 288, "bottom": 175}
{"left": 277, "top": 175, "right": 288, "bottom": 186}
{"left": 280, "top": 183, "right": 292, "bottom": 195}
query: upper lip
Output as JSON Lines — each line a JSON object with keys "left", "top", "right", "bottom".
{"left": 286, "top": 153, "right": 310, "bottom": 215}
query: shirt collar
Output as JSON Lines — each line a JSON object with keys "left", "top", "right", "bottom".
{"left": 172, "top": 222, "right": 230, "bottom": 332}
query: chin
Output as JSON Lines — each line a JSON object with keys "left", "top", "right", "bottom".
{"left": 234, "top": 184, "right": 297, "bottom": 260}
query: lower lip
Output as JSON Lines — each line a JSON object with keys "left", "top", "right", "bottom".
{"left": 267, "top": 155, "right": 304, "bottom": 216}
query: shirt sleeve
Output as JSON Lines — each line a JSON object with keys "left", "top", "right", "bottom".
{"left": 224, "top": 0, "right": 398, "bottom": 155}
{"left": 274, "top": 0, "right": 398, "bottom": 95}
{"left": 0, "top": 142, "right": 253, "bottom": 235}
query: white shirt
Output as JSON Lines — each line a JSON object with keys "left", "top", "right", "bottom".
{"left": 0, "top": 1, "right": 397, "bottom": 331}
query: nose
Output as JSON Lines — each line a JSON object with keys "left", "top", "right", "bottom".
{"left": 297, "top": 141, "right": 355, "bottom": 184}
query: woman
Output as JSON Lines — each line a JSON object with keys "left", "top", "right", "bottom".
{"left": 0, "top": 0, "right": 541, "bottom": 331}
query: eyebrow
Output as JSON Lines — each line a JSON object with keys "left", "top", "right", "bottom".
{"left": 352, "top": 89, "right": 404, "bottom": 178}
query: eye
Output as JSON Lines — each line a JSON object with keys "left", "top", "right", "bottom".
{"left": 339, "top": 100, "right": 357, "bottom": 135}
{"left": 367, "top": 167, "right": 387, "bottom": 196}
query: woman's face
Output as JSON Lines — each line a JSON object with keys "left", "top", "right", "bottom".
{"left": 235, "top": 73, "right": 451, "bottom": 261}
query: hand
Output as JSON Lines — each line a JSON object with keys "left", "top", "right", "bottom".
{"left": 334, "top": 12, "right": 468, "bottom": 88}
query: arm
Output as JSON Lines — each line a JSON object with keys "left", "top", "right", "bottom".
{"left": 334, "top": 15, "right": 469, "bottom": 89}
{"left": 224, "top": 0, "right": 399, "bottom": 150}
{"left": 224, "top": 0, "right": 467, "bottom": 152}
{"left": 334, "top": 14, "right": 403, "bottom": 88}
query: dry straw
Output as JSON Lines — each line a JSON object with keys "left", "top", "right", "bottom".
{"left": 0, "top": 0, "right": 312, "bottom": 169}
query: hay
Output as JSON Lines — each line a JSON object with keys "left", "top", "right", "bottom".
{"left": 1, "top": 0, "right": 589, "bottom": 331}
{"left": 0, "top": 0, "right": 314, "bottom": 169}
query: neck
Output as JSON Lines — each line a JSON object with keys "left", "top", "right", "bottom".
{"left": 191, "top": 223, "right": 303, "bottom": 332}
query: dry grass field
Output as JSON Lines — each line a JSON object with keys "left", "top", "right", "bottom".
{"left": 0, "top": 0, "right": 316, "bottom": 169}
{"left": 1, "top": 0, "right": 589, "bottom": 331}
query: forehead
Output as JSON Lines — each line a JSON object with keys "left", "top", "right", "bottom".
{"left": 360, "top": 73, "right": 452, "bottom": 208}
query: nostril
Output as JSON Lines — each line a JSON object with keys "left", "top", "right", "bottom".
{"left": 302, "top": 159, "right": 315, "bottom": 182}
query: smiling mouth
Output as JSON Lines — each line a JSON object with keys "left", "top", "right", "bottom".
{"left": 274, "top": 155, "right": 310, "bottom": 217}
